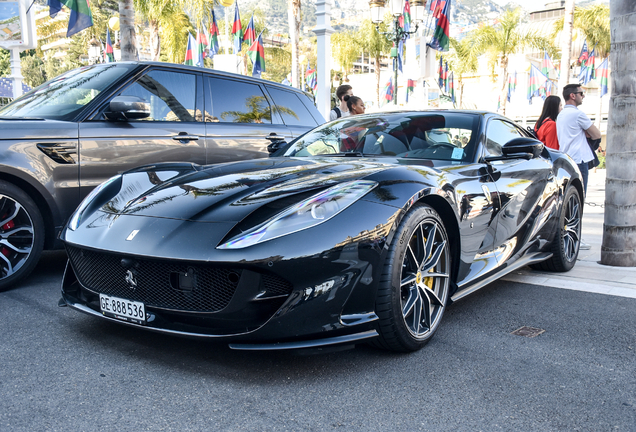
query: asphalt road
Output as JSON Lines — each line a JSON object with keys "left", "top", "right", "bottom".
{"left": 1, "top": 251, "right": 635, "bottom": 431}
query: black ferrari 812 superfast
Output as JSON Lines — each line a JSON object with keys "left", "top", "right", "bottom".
{"left": 60, "top": 110, "right": 584, "bottom": 352}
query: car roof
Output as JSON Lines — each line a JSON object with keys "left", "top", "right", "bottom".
{"left": 102, "top": 61, "right": 308, "bottom": 94}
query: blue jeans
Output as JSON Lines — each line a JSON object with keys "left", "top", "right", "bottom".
{"left": 577, "top": 162, "right": 589, "bottom": 197}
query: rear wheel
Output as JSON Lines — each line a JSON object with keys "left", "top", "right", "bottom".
{"left": 0, "top": 181, "right": 45, "bottom": 291}
{"left": 532, "top": 185, "right": 582, "bottom": 272}
{"left": 373, "top": 204, "right": 451, "bottom": 352}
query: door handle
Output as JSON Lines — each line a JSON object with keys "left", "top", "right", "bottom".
{"left": 172, "top": 134, "right": 199, "bottom": 142}
{"left": 265, "top": 134, "right": 286, "bottom": 141}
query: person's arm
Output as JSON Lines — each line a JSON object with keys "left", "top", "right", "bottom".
{"left": 586, "top": 124, "right": 602, "bottom": 140}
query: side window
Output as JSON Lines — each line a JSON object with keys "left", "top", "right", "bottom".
{"left": 207, "top": 77, "right": 271, "bottom": 124}
{"left": 118, "top": 70, "right": 197, "bottom": 122}
{"left": 266, "top": 87, "right": 315, "bottom": 126}
{"left": 485, "top": 119, "right": 523, "bottom": 156}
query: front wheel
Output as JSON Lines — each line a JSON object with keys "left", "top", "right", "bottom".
{"left": 0, "top": 181, "right": 45, "bottom": 291}
{"left": 373, "top": 204, "right": 451, "bottom": 352}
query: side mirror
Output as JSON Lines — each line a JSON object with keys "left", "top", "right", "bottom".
{"left": 502, "top": 137, "right": 544, "bottom": 158}
{"left": 106, "top": 96, "right": 150, "bottom": 121}
{"left": 267, "top": 139, "right": 288, "bottom": 155}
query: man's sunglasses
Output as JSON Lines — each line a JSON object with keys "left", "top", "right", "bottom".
{"left": 573, "top": 91, "right": 585, "bottom": 95}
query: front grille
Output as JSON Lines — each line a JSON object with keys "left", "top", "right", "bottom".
{"left": 66, "top": 245, "right": 292, "bottom": 312}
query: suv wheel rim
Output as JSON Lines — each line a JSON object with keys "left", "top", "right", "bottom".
{"left": 0, "top": 195, "right": 35, "bottom": 279}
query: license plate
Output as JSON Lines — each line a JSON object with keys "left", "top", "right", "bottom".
{"left": 100, "top": 294, "right": 146, "bottom": 324}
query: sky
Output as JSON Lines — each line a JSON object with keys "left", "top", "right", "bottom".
{"left": 0, "top": 2, "right": 19, "bottom": 22}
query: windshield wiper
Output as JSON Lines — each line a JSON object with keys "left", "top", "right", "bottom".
{"left": 330, "top": 152, "right": 365, "bottom": 157}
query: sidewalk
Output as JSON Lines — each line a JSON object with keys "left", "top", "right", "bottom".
{"left": 502, "top": 169, "right": 636, "bottom": 299}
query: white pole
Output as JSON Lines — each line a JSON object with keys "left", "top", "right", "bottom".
{"left": 9, "top": 49, "right": 24, "bottom": 98}
{"left": 314, "top": 0, "right": 334, "bottom": 121}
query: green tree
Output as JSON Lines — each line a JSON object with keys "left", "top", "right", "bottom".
{"left": 21, "top": 56, "right": 47, "bottom": 88}
{"left": 358, "top": 18, "right": 392, "bottom": 106}
{"left": 331, "top": 31, "right": 361, "bottom": 81}
{"left": 447, "top": 36, "right": 478, "bottom": 108}
{"left": 553, "top": 4, "right": 610, "bottom": 59}
{"left": 472, "top": 8, "right": 552, "bottom": 115}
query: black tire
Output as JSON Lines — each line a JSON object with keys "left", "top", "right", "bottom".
{"left": 0, "top": 181, "right": 45, "bottom": 291}
{"left": 373, "top": 204, "right": 451, "bottom": 352}
{"left": 531, "top": 185, "right": 582, "bottom": 272}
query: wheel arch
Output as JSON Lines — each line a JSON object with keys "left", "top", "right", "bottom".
{"left": 0, "top": 172, "right": 59, "bottom": 250}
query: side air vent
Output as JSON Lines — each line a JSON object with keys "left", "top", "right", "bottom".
{"left": 37, "top": 143, "right": 77, "bottom": 164}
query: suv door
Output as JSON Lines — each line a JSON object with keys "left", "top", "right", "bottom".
{"left": 78, "top": 68, "right": 206, "bottom": 199}
{"left": 204, "top": 76, "right": 293, "bottom": 164}
{"left": 264, "top": 86, "right": 320, "bottom": 138}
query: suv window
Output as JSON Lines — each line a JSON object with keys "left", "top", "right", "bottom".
{"left": 206, "top": 77, "right": 272, "bottom": 124}
{"left": 266, "top": 87, "right": 314, "bottom": 126}
{"left": 485, "top": 119, "right": 523, "bottom": 156}
{"left": 119, "top": 70, "right": 197, "bottom": 122}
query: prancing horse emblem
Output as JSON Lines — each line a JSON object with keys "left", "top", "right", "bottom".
{"left": 125, "top": 270, "right": 137, "bottom": 290}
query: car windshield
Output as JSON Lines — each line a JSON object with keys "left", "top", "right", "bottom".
{"left": 283, "top": 112, "right": 480, "bottom": 162}
{"left": 0, "top": 64, "right": 136, "bottom": 121}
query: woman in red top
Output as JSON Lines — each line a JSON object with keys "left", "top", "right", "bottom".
{"left": 534, "top": 95, "right": 562, "bottom": 150}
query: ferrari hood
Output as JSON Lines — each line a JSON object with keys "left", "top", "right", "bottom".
{"left": 100, "top": 158, "right": 394, "bottom": 222}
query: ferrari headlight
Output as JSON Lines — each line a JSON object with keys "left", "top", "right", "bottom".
{"left": 218, "top": 180, "right": 377, "bottom": 249}
{"left": 68, "top": 175, "right": 122, "bottom": 231}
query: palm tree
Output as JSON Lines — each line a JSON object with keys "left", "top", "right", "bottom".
{"left": 553, "top": 3, "right": 610, "bottom": 127}
{"left": 288, "top": 0, "right": 301, "bottom": 87}
{"left": 358, "top": 18, "right": 392, "bottom": 107}
{"left": 331, "top": 31, "right": 361, "bottom": 82}
{"left": 601, "top": 0, "right": 636, "bottom": 267}
{"left": 119, "top": 0, "right": 138, "bottom": 60}
{"left": 448, "top": 36, "right": 478, "bottom": 108}
{"left": 471, "top": 8, "right": 551, "bottom": 115}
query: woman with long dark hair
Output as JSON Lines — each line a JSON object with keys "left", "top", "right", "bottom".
{"left": 534, "top": 95, "right": 562, "bottom": 150}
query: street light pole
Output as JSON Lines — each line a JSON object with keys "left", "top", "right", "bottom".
{"left": 369, "top": 0, "right": 424, "bottom": 105}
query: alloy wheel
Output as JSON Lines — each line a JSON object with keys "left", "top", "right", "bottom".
{"left": 0, "top": 194, "right": 35, "bottom": 279}
{"left": 562, "top": 192, "right": 582, "bottom": 262}
{"left": 399, "top": 220, "right": 450, "bottom": 338}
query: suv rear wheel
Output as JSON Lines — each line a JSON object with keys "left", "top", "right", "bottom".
{"left": 0, "top": 181, "right": 44, "bottom": 291}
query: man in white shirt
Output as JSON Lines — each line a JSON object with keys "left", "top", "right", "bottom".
{"left": 329, "top": 84, "right": 353, "bottom": 121}
{"left": 556, "top": 84, "right": 602, "bottom": 194}
{"left": 556, "top": 83, "right": 602, "bottom": 250}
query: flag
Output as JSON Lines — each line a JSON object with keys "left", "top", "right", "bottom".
{"left": 585, "top": 48, "right": 596, "bottom": 83}
{"left": 429, "top": 0, "right": 438, "bottom": 12}
{"left": 513, "top": 70, "right": 517, "bottom": 91}
{"left": 198, "top": 26, "right": 209, "bottom": 57}
{"left": 578, "top": 39, "right": 589, "bottom": 65}
{"left": 449, "top": 72, "right": 455, "bottom": 104}
{"left": 48, "top": 0, "right": 93, "bottom": 37}
{"left": 438, "top": 56, "right": 443, "bottom": 88}
{"left": 433, "top": 0, "right": 446, "bottom": 18}
{"left": 497, "top": 96, "right": 501, "bottom": 112}
{"left": 428, "top": 0, "right": 450, "bottom": 51}
{"left": 247, "top": 31, "right": 266, "bottom": 78}
{"left": 244, "top": 13, "right": 256, "bottom": 47}
{"left": 382, "top": 77, "right": 394, "bottom": 104}
{"left": 184, "top": 33, "right": 195, "bottom": 66}
{"left": 443, "top": 61, "right": 449, "bottom": 92}
{"left": 397, "top": 40, "right": 404, "bottom": 73}
{"left": 406, "top": 78, "right": 416, "bottom": 103}
{"left": 195, "top": 29, "right": 205, "bottom": 66}
{"left": 507, "top": 79, "right": 512, "bottom": 103}
{"left": 306, "top": 63, "right": 317, "bottom": 93}
{"left": 541, "top": 51, "right": 555, "bottom": 77}
{"left": 528, "top": 64, "right": 548, "bottom": 104}
{"left": 232, "top": 2, "right": 242, "bottom": 53}
{"left": 209, "top": 11, "right": 220, "bottom": 56}
{"left": 403, "top": 0, "right": 411, "bottom": 34}
{"left": 597, "top": 57, "right": 609, "bottom": 98}
{"left": 104, "top": 27, "right": 114, "bottom": 63}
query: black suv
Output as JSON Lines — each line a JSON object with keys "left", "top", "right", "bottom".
{"left": 0, "top": 61, "right": 324, "bottom": 290}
